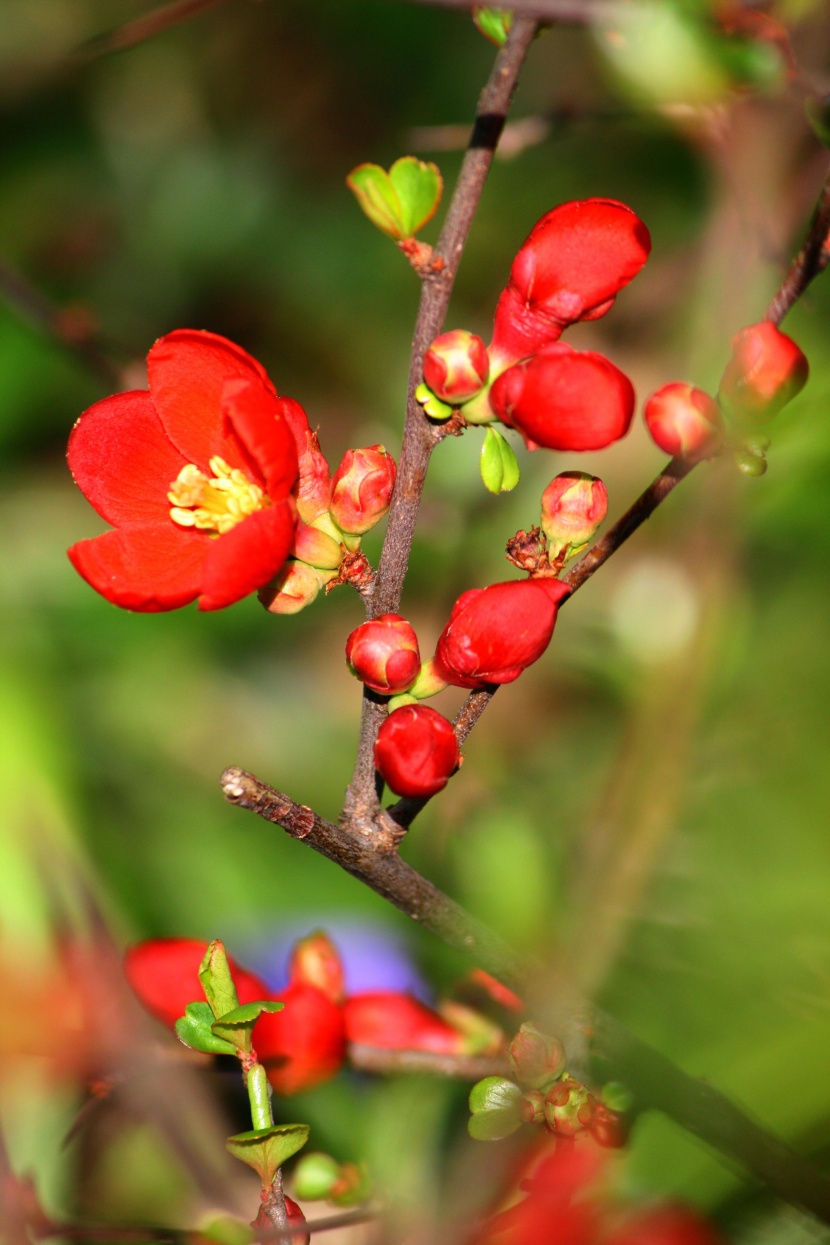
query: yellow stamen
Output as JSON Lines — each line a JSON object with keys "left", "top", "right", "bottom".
{"left": 168, "top": 456, "right": 267, "bottom": 536}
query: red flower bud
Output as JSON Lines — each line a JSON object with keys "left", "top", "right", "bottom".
{"left": 254, "top": 981, "right": 346, "bottom": 1096}
{"left": 423, "top": 330, "right": 490, "bottom": 402}
{"left": 717, "top": 321, "right": 809, "bottom": 426}
{"left": 345, "top": 613, "right": 421, "bottom": 695}
{"left": 329, "top": 445, "right": 396, "bottom": 536}
{"left": 491, "top": 198, "right": 651, "bottom": 367}
{"left": 253, "top": 1196, "right": 309, "bottom": 1245}
{"left": 124, "top": 938, "right": 271, "bottom": 1029}
{"left": 540, "top": 472, "right": 608, "bottom": 560}
{"left": 644, "top": 383, "right": 724, "bottom": 461}
{"left": 288, "top": 931, "right": 345, "bottom": 1005}
{"left": 374, "top": 704, "right": 460, "bottom": 798}
{"left": 344, "top": 991, "right": 466, "bottom": 1054}
{"left": 490, "top": 344, "right": 635, "bottom": 452}
{"left": 434, "top": 577, "right": 569, "bottom": 690}
{"left": 278, "top": 396, "right": 332, "bottom": 523}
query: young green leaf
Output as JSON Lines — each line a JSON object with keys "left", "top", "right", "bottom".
{"left": 211, "top": 1000, "right": 284, "bottom": 1053}
{"left": 473, "top": 8, "right": 514, "bottom": 47}
{"left": 225, "top": 1123, "right": 310, "bottom": 1188}
{"left": 468, "top": 1075, "right": 523, "bottom": 1140}
{"left": 175, "top": 1001, "right": 239, "bottom": 1056}
{"left": 347, "top": 158, "right": 442, "bottom": 241}
{"left": 480, "top": 427, "right": 520, "bottom": 494}
{"left": 199, "top": 939, "right": 240, "bottom": 1020}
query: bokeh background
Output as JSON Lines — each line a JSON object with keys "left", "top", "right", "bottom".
{"left": 2, "top": 0, "right": 830, "bottom": 1237}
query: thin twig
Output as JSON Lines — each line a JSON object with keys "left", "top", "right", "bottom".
{"left": 348, "top": 1042, "right": 510, "bottom": 1079}
{"left": 74, "top": 0, "right": 231, "bottom": 61}
{"left": 395, "top": 0, "right": 627, "bottom": 20}
{"left": 765, "top": 166, "right": 830, "bottom": 325}
{"left": 344, "top": 15, "right": 540, "bottom": 827}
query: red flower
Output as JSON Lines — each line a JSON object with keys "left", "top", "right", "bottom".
{"left": 344, "top": 991, "right": 467, "bottom": 1054}
{"left": 489, "top": 343, "right": 635, "bottom": 453}
{"left": 68, "top": 329, "right": 300, "bottom": 611}
{"left": 124, "top": 937, "right": 272, "bottom": 1029}
{"left": 644, "top": 383, "right": 724, "bottom": 461}
{"left": 254, "top": 981, "right": 346, "bottom": 1096}
{"left": 434, "top": 578, "right": 569, "bottom": 690}
{"left": 374, "top": 704, "right": 460, "bottom": 798}
{"left": 345, "top": 613, "right": 421, "bottom": 695}
{"left": 490, "top": 198, "right": 651, "bottom": 368}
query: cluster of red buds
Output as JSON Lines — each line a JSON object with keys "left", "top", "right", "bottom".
{"left": 644, "top": 320, "right": 808, "bottom": 470}
{"left": 419, "top": 199, "right": 651, "bottom": 453}
{"left": 125, "top": 930, "right": 504, "bottom": 1095}
{"left": 468, "top": 1023, "right": 627, "bottom": 1150}
{"left": 67, "top": 330, "right": 396, "bottom": 614}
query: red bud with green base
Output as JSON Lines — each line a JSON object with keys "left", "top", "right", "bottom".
{"left": 374, "top": 704, "right": 460, "bottom": 797}
{"left": 346, "top": 613, "right": 421, "bottom": 695}
{"left": 644, "top": 383, "right": 724, "bottom": 461}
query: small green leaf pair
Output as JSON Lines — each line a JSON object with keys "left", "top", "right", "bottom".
{"left": 468, "top": 1076, "right": 523, "bottom": 1140}
{"left": 175, "top": 999, "right": 284, "bottom": 1056}
{"left": 481, "top": 427, "right": 520, "bottom": 494}
{"left": 347, "top": 157, "right": 442, "bottom": 241}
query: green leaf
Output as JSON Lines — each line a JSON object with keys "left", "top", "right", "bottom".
{"left": 211, "top": 1000, "right": 284, "bottom": 1053}
{"left": 347, "top": 158, "right": 442, "bottom": 241}
{"left": 473, "top": 8, "right": 514, "bottom": 47}
{"left": 175, "top": 1002, "right": 238, "bottom": 1056}
{"left": 388, "top": 157, "right": 442, "bottom": 237}
{"left": 480, "top": 427, "right": 520, "bottom": 494}
{"left": 225, "top": 1123, "right": 309, "bottom": 1188}
{"left": 415, "top": 382, "right": 453, "bottom": 422}
{"left": 199, "top": 939, "right": 240, "bottom": 1020}
{"left": 468, "top": 1076, "right": 523, "bottom": 1141}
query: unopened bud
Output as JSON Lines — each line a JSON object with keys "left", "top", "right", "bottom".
{"left": 423, "top": 330, "right": 490, "bottom": 403}
{"left": 644, "top": 383, "right": 724, "bottom": 462}
{"left": 345, "top": 614, "right": 421, "bottom": 696}
{"left": 718, "top": 322, "right": 808, "bottom": 426}
{"left": 518, "top": 1089, "right": 547, "bottom": 1124}
{"left": 329, "top": 446, "right": 396, "bottom": 536}
{"left": 259, "top": 561, "right": 331, "bottom": 615}
{"left": 288, "top": 932, "right": 345, "bottom": 1005}
{"left": 543, "top": 1074, "right": 594, "bottom": 1137}
{"left": 293, "top": 521, "right": 343, "bottom": 571}
{"left": 374, "top": 704, "right": 460, "bottom": 798}
{"left": 508, "top": 1023, "right": 566, "bottom": 1090}
{"left": 540, "top": 472, "right": 608, "bottom": 561}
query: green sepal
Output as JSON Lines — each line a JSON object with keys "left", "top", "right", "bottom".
{"left": 387, "top": 693, "right": 419, "bottom": 712}
{"left": 480, "top": 427, "right": 520, "bottom": 494}
{"left": 473, "top": 8, "right": 514, "bottom": 47}
{"left": 225, "top": 1123, "right": 310, "bottom": 1188}
{"left": 175, "top": 1001, "right": 238, "bottom": 1056}
{"left": 468, "top": 1076, "right": 523, "bottom": 1140}
{"left": 415, "top": 382, "right": 454, "bottom": 422}
{"left": 199, "top": 939, "right": 240, "bottom": 1020}
{"left": 211, "top": 1000, "right": 284, "bottom": 1054}
{"left": 346, "top": 157, "right": 442, "bottom": 241}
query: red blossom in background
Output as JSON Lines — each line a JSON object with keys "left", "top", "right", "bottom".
{"left": 124, "top": 937, "right": 271, "bottom": 1029}
{"left": 434, "top": 578, "right": 570, "bottom": 690}
{"left": 489, "top": 343, "right": 636, "bottom": 453}
{"left": 67, "top": 330, "right": 300, "bottom": 611}
{"left": 489, "top": 198, "right": 651, "bottom": 369}
{"left": 344, "top": 991, "right": 469, "bottom": 1054}
{"left": 255, "top": 981, "right": 346, "bottom": 1096}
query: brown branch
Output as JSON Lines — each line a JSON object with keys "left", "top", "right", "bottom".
{"left": 224, "top": 767, "right": 830, "bottom": 1222}
{"left": 348, "top": 1042, "right": 510, "bottom": 1080}
{"left": 74, "top": 0, "right": 231, "bottom": 61}
{"left": 344, "top": 15, "right": 540, "bottom": 828}
{"left": 395, "top": 0, "right": 626, "bottom": 20}
{"left": 765, "top": 166, "right": 830, "bottom": 326}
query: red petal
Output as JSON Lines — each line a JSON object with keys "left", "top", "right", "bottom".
{"left": 147, "top": 329, "right": 278, "bottom": 480}
{"left": 68, "top": 392, "right": 187, "bottom": 527}
{"left": 198, "top": 502, "right": 295, "bottom": 610}
{"left": 124, "top": 938, "right": 274, "bottom": 1029}
{"left": 222, "top": 377, "right": 298, "bottom": 501}
{"left": 68, "top": 524, "right": 205, "bottom": 611}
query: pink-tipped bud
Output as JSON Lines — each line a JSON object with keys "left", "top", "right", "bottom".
{"left": 292, "top": 521, "right": 344, "bottom": 571}
{"left": 345, "top": 613, "right": 421, "bottom": 695}
{"left": 508, "top": 1023, "right": 566, "bottom": 1090}
{"left": 288, "top": 931, "right": 345, "bottom": 1005}
{"left": 644, "top": 383, "right": 724, "bottom": 462}
{"left": 277, "top": 396, "right": 332, "bottom": 523}
{"left": 434, "top": 577, "right": 569, "bottom": 690}
{"left": 259, "top": 561, "right": 330, "bottom": 615}
{"left": 490, "top": 198, "right": 651, "bottom": 367}
{"left": 717, "top": 322, "right": 809, "bottom": 426}
{"left": 490, "top": 343, "right": 635, "bottom": 452}
{"left": 423, "top": 330, "right": 490, "bottom": 403}
{"left": 541, "top": 472, "right": 608, "bottom": 561}
{"left": 329, "top": 445, "right": 396, "bottom": 536}
{"left": 374, "top": 704, "right": 460, "bottom": 798}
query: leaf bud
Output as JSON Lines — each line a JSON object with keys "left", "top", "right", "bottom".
{"left": 644, "top": 383, "right": 724, "bottom": 462}
{"left": 329, "top": 445, "right": 396, "bottom": 536}
{"left": 374, "top": 704, "right": 460, "bottom": 798}
{"left": 345, "top": 613, "right": 421, "bottom": 695}
{"left": 423, "top": 330, "right": 490, "bottom": 403}
{"left": 717, "top": 321, "right": 808, "bottom": 426}
{"left": 508, "top": 1022, "right": 566, "bottom": 1090}
{"left": 540, "top": 472, "right": 608, "bottom": 561}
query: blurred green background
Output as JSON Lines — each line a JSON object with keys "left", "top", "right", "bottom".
{"left": 2, "top": 0, "right": 830, "bottom": 1236}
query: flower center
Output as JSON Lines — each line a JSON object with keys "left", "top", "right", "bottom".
{"left": 168, "top": 456, "right": 267, "bottom": 536}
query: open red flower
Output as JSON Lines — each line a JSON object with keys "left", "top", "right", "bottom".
{"left": 68, "top": 329, "right": 300, "bottom": 611}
